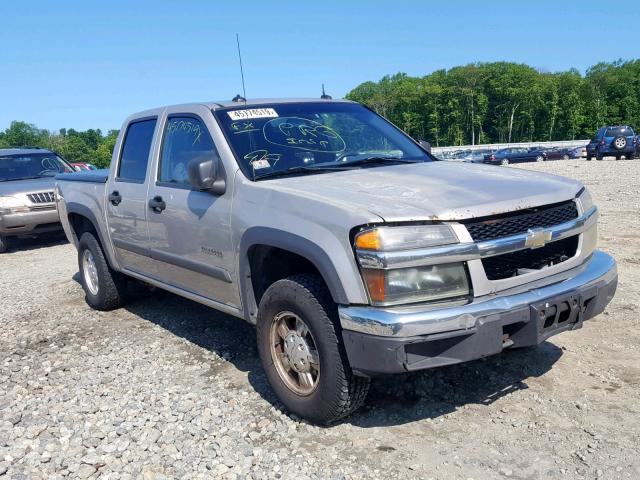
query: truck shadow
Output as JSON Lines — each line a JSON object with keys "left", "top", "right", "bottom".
{"left": 7, "top": 232, "right": 68, "bottom": 253}
{"left": 122, "top": 287, "right": 563, "bottom": 428}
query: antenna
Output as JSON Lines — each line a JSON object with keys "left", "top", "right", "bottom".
{"left": 321, "top": 84, "right": 332, "bottom": 100}
{"left": 235, "top": 33, "right": 247, "bottom": 104}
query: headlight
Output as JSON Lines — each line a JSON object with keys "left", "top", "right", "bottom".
{"left": 361, "top": 263, "right": 470, "bottom": 306}
{"left": 0, "top": 196, "right": 30, "bottom": 214}
{"left": 355, "top": 225, "right": 458, "bottom": 251}
{"left": 355, "top": 226, "right": 469, "bottom": 306}
{"left": 577, "top": 188, "right": 593, "bottom": 212}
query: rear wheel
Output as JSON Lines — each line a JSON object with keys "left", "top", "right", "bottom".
{"left": 78, "top": 232, "right": 128, "bottom": 311}
{"left": 256, "top": 274, "right": 370, "bottom": 424}
{"left": 562, "top": 154, "right": 570, "bottom": 160}
{"left": 535, "top": 155, "right": 545, "bottom": 162}
{"left": 596, "top": 151, "right": 603, "bottom": 161}
{"left": 501, "top": 158, "right": 509, "bottom": 166}
{"left": 586, "top": 154, "right": 592, "bottom": 161}
{"left": 0, "top": 236, "right": 9, "bottom": 254}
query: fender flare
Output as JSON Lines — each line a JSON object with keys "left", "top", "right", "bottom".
{"left": 239, "top": 227, "right": 350, "bottom": 323}
{"left": 65, "top": 202, "right": 117, "bottom": 268}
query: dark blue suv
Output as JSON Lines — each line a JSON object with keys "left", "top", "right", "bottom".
{"left": 586, "top": 125, "right": 636, "bottom": 160}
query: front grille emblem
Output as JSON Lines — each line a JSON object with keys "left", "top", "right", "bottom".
{"left": 525, "top": 228, "right": 552, "bottom": 249}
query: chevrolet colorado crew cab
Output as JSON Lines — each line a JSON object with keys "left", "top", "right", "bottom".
{"left": 56, "top": 99, "right": 618, "bottom": 424}
{"left": 0, "top": 147, "right": 74, "bottom": 253}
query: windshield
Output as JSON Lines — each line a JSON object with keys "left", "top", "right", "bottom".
{"left": 605, "top": 126, "right": 634, "bottom": 137}
{"left": 214, "top": 102, "right": 431, "bottom": 179}
{"left": 0, "top": 153, "right": 73, "bottom": 181}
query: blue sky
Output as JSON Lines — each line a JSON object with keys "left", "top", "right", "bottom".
{"left": 1, "top": 0, "right": 637, "bottom": 132}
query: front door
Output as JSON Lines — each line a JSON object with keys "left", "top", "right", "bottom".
{"left": 146, "top": 114, "right": 238, "bottom": 309}
{"left": 106, "top": 117, "right": 158, "bottom": 276}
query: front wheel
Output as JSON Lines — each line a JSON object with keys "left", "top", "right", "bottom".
{"left": 256, "top": 274, "right": 370, "bottom": 424}
{"left": 562, "top": 154, "right": 570, "bottom": 160}
{"left": 501, "top": 158, "right": 509, "bottom": 166}
{"left": 78, "top": 232, "right": 128, "bottom": 311}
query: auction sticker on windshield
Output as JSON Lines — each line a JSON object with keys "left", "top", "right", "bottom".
{"left": 227, "top": 108, "right": 278, "bottom": 120}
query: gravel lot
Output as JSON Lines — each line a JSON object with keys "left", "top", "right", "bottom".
{"left": 1, "top": 159, "right": 639, "bottom": 480}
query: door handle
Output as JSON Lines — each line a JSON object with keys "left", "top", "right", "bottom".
{"left": 109, "top": 191, "right": 122, "bottom": 206}
{"left": 148, "top": 195, "right": 166, "bottom": 213}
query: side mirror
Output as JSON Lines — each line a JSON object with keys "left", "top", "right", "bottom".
{"left": 418, "top": 140, "right": 431, "bottom": 153}
{"left": 187, "top": 155, "right": 226, "bottom": 195}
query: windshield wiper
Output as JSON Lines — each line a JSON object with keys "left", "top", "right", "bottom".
{"left": 0, "top": 176, "right": 44, "bottom": 182}
{"left": 254, "top": 165, "right": 348, "bottom": 180}
{"left": 339, "top": 156, "right": 422, "bottom": 167}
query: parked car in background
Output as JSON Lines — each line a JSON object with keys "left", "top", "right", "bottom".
{"left": 55, "top": 98, "right": 617, "bottom": 423}
{"left": 538, "top": 147, "right": 572, "bottom": 161}
{"left": 484, "top": 147, "right": 546, "bottom": 165}
{"left": 71, "top": 162, "right": 98, "bottom": 171}
{"left": 0, "top": 147, "right": 74, "bottom": 252}
{"left": 454, "top": 149, "right": 495, "bottom": 163}
{"left": 586, "top": 125, "right": 636, "bottom": 160}
{"left": 569, "top": 145, "right": 587, "bottom": 159}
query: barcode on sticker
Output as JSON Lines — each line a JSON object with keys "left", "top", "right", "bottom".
{"left": 227, "top": 108, "right": 278, "bottom": 120}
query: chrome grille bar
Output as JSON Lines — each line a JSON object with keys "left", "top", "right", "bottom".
{"left": 357, "top": 206, "right": 597, "bottom": 270}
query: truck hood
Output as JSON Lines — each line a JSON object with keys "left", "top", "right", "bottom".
{"left": 266, "top": 162, "right": 583, "bottom": 222}
{"left": 0, "top": 177, "right": 56, "bottom": 196}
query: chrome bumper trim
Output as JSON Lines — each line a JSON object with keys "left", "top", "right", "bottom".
{"left": 339, "top": 250, "right": 616, "bottom": 337}
{"left": 357, "top": 206, "right": 597, "bottom": 269}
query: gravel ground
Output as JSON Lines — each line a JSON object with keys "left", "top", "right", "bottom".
{"left": 1, "top": 159, "right": 639, "bottom": 480}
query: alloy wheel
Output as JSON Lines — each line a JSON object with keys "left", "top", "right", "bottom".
{"left": 270, "top": 311, "right": 320, "bottom": 396}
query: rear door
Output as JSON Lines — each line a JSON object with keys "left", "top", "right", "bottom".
{"left": 145, "top": 111, "right": 238, "bottom": 309}
{"left": 106, "top": 117, "right": 158, "bottom": 275}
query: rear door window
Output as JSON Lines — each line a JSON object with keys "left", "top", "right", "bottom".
{"left": 605, "top": 126, "right": 634, "bottom": 137}
{"left": 158, "top": 116, "right": 217, "bottom": 186}
{"left": 117, "top": 118, "right": 157, "bottom": 182}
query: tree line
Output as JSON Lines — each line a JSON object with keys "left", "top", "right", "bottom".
{"left": 1, "top": 59, "right": 638, "bottom": 165}
{"left": 346, "top": 60, "right": 640, "bottom": 146}
{"left": 0, "top": 121, "right": 118, "bottom": 168}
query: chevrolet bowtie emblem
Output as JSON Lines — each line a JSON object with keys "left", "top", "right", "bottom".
{"left": 525, "top": 228, "right": 552, "bottom": 249}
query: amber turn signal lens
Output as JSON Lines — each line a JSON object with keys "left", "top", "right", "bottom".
{"left": 361, "top": 269, "right": 386, "bottom": 303}
{"left": 355, "top": 229, "right": 381, "bottom": 250}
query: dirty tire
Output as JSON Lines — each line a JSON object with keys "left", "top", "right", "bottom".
{"left": 256, "top": 274, "right": 370, "bottom": 424}
{"left": 78, "top": 232, "right": 127, "bottom": 311}
{"left": 0, "top": 236, "right": 8, "bottom": 253}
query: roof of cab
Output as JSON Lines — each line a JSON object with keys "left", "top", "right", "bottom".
{"left": 0, "top": 147, "right": 55, "bottom": 156}
{"left": 125, "top": 98, "right": 356, "bottom": 122}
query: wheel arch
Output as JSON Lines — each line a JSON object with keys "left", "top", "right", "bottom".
{"left": 239, "top": 227, "right": 350, "bottom": 324}
{"left": 65, "top": 202, "right": 117, "bottom": 268}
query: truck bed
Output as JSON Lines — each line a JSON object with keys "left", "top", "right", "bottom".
{"left": 56, "top": 169, "right": 109, "bottom": 183}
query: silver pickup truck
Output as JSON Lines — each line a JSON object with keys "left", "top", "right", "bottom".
{"left": 1, "top": 148, "right": 75, "bottom": 252}
{"left": 56, "top": 98, "right": 617, "bottom": 424}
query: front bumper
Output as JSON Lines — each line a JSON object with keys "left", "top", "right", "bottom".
{"left": 340, "top": 250, "right": 617, "bottom": 376}
{"left": 0, "top": 209, "right": 61, "bottom": 236}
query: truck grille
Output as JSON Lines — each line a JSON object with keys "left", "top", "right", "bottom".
{"left": 463, "top": 200, "right": 578, "bottom": 242}
{"left": 482, "top": 236, "right": 579, "bottom": 280}
{"left": 27, "top": 192, "right": 55, "bottom": 204}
